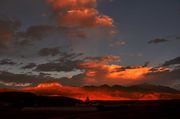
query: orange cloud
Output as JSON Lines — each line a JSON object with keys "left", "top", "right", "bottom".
{"left": 48, "top": 0, "right": 97, "bottom": 11}
{"left": 47, "top": 0, "right": 113, "bottom": 28}
{"left": 79, "top": 56, "right": 169, "bottom": 85}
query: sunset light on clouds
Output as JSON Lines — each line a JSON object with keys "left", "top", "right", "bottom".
{"left": 48, "top": 0, "right": 113, "bottom": 28}
{"left": 0, "top": 0, "right": 179, "bottom": 102}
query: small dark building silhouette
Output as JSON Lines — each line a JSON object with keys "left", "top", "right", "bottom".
{"left": 85, "top": 96, "right": 90, "bottom": 103}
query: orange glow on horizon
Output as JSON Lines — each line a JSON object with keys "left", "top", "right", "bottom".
{"left": 22, "top": 82, "right": 180, "bottom": 101}
{"left": 36, "top": 82, "right": 63, "bottom": 88}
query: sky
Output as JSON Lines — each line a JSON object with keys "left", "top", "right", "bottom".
{"left": 0, "top": 0, "right": 180, "bottom": 89}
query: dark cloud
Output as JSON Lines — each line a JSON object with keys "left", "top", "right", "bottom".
{"left": 39, "top": 72, "right": 51, "bottom": 77}
{"left": 163, "top": 56, "right": 180, "bottom": 66}
{"left": 109, "top": 40, "right": 126, "bottom": 47}
{"left": 175, "top": 65, "right": 180, "bottom": 69}
{"left": 15, "top": 25, "right": 55, "bottom": 45}
{"left": 67, "top": 30, "right": 87, "bottom": 39}
{"left": 0, "top": 70, "right": 83, "bottom": 88}
{"left": 18, "top": 51, "right": 84, "bottom": 72}
{"left": 35, "top": 60, "right": 81, "bottom": 72}
{"left": 85, "top": 55, "right": 120, "bottom": 63}
{"left": 145, "top": 68, "right": 180, "bottom": 86}
{"left": 176, "top": 37, "right": 180, "bottom": 40}
{"left": 54, "top": 75, "right": 84, "bottom": 86}
{"left": 145, "top": 56, "right": 180, "bottom": 85}
{"left": 0, "top": 59, "right": 16, "bottom": 65}
{"left": 12, "top": 24, "right": 89, "bottom": 49}
{"left": 0, "top": 16, "right": 64, "bottom": 53}
{"left": 0, "top": 71, "right": 50, "bottom": 85}
{"left": 35, "top": 51, "right": 83, "bottom": 72}
{"left": 22, "top": 63, "right": 37, "bottom": 69}
{"left": 174, "top": 84, "right": 180, "bottom": 90}
{"left": 143, "top": 61, "right": 150, "bottom": 67}
{"left": 148, "top": 38, "right": 169, "bottom": 44}
{"left": 57, "top": 52, "right": 83, "bottom": 61}
{"left": 38, "top": 47, "right": 61, "bottom": 57}
{"left": 0, "top": 16, "right": 21, "bottom": 48}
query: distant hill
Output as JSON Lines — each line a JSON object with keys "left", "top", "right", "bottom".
{"left": 0, "top": 88, "right": 18, "bottom": 92}
{"left": 174, "top": 84, "right": 180, "bottom": 91}
{"left": 127, "top": 83, "right": 178, "bottom": 93}
{"left": 83, "top": 83, "right": 179, "bottom": 93}
{"left": 0, "top": 83, "right": 179, "bottom": 101}
{"left": 0, "top": 92, "right": 82, "bottom": 108}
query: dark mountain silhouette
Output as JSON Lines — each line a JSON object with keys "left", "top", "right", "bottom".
{"left": 83, "top": 83, "right": 179, "bottom": 93}
{"left": 0, "top": 92, "right": 82, "bottom": 108}
{"left": 174, "top": 84, "right": 180, "bottom": 91}
{"left": 0, "top": 83, "right": 179, "bottom": 106}
{"left": 127, "top": 83, "right": 178, "bottom": 93}
{"left": 0, "top": 88, "right": 18, "bottom": 92}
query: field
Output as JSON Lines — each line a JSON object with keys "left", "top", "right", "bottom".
{"left": 0, "top": 100, "right": 179, "bottom": 119}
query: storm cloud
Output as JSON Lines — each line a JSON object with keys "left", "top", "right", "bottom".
{"left": 0, "top": 16, "right": 21, "bottom": 48}
{"left": 148, "top": 38, "right": 169, "bottom": 44}
{"left": 163, "top": 56, "right": 180, "bottom": 67}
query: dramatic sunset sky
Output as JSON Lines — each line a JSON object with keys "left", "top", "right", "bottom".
{"left": 0, "top": 0, "right": 180, "bottom": 89}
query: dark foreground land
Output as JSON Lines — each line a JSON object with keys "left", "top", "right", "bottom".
{"left": 0, "top": 100, "right": 180, "bottom": 119}
{"left": 0, "top": 92, "right": 180, "bottom": 119}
